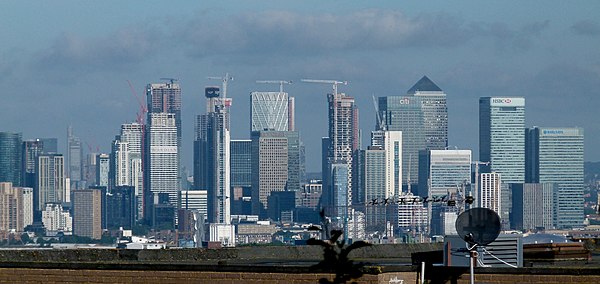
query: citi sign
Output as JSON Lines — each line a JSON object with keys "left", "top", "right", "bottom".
{"left": 492, "top": 98, "right": 512, "bottom": 104}
{"left": 398, "top": 98, "right": 411, "bottom": 104}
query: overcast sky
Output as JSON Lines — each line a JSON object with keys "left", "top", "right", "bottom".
{"left": 2, "top": 1, "right": 599, "bottom": 172}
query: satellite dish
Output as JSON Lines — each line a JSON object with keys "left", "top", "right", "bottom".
{"left": 455, "top": 208, "right": 501, "bottom": 246}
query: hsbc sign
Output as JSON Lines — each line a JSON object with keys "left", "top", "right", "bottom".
{"left": 490, "top": 97, "right": 524, "bottom": 107}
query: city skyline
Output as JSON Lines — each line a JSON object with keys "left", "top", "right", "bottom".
{"left": 2, "top": 2, "right": 600, "bottom": 173}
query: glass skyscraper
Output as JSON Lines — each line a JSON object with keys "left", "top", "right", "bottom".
{"left": 408, "top": 76, "right": 448, "bottom": 150}
{"left": 378, "top": 96, "right": 424, "bottom": 193}
{"left": 418, "top": 149, "right": 471, "bottom": 198}
{"left": 0, "top": 132, "right": 22, "bottom": 186}
{"left": 479, "top": 97, "right": 525, "bottom": 184}
{"left": 230, "top": 140, "right": 252, "bottom": 188}
{"left": 526, "top": 127, "right": 584, "bottom": 229}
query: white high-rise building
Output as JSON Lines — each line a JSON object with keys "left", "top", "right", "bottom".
{"left": 371, "top": 130, "right": 402, "bottom": 197}
{"left": 479, "top": 173, "right": 502, "bottom": 214}
{"left": 37, "top": 154, "right": 65, "bottom": 212}
{"left": 113, "top": 140, "right": 130, "bottom": 187}
{"left": 41, "top": 203, "right": 72, "bottom": 233}
{"left": 144, "top": 113, "right": 179, "bottom": 214}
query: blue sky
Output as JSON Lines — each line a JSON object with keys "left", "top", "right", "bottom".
{"left": 2, "top": 1, "right": 600, "bottom": 172}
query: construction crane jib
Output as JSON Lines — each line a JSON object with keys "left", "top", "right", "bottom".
{"left": 301, "top": 79, "right": 348, "bottom": 96}
{"left": 256, "top": 80, "right": 293, "bottom": 93}
{"left": 208, "top": 73, "right": 233, "bottom": 98}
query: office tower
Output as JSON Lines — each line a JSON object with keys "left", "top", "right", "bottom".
{"left": 144, "top": 113, "right": 179, "bottom": 221}
{"left": 355, "top": 147, "right": 387, "bottom": 231}
{"left": 83, "top": 153, "right": 98, "bottom": 190}
{"left": 0, "top": 132, "right": 22, "bottom": 186}
{"left": 526, "top": 127, "right": 584, "bottom": 229}
{"left": 0, "top": 182, "right": 25, "bottom": 235}
{"left": 36, "top": 153, "right": 65, "bottom": 212}
{"left": 397, "top": 192, "right": 428, "bottom": 233}
{"left": 195, "top": 87, "right": 232, "bottom": 224}
{"left": 251, "top": 131, "right": 300, "bottom": 217}
{"left": 479, "top": 173, "right": 501, "bottom": 214}
{"left": 73, "top": 189, "right": 102, "bottom": 239}
{"left": 479, "top": 97, "right": 525, "bottom": 183}
{"left": 371, "top": 130, "right": 403, "bottom": 198}
{"left": 325, "top": 92, "right": 359, "bottom": 218}
{"left": 250, "top": 91, "right": 294, "bottom": 132}
{"left": 418, "top": 150, "right": 471, "bottom": 198}
{"left": 119, "top": 123, "right": 144, "bottom": 213}
{"left": 378, "top": 96, "right": 425, "bottom": 193}
{"left": 511, "top": 183, "right": 557, "bottom": 231}
{"left": 106, "top": 186, "right": 135, "bottom": 230}
{"left": 95, "top": 154, "right": 110, "bottom": 187}
{"left": 407, "top": 76, "right": 448, "bottom": 150}
{"left": 300, "top": 181, "right": 323, "bottom": 209}
{"left": 330, "top": 163, "right": 350, "bottom": 219}
{"left": 112, "top": 140, "right": 130, "bottom": 187}
{"left": 22, "top": 139, "right": 44, "bottom": 188}
{"left": 22, "top": 187, "right": 33, "bottom": 228}
{"left": 231, "top": 140, "right": 252, "bottom": 188}
{"left": 67, "top": 126, "right": 83, "bottom": 189}
{"left": 38, "top": 138, "right": 58, "bottom": 153}
{"left": 41, "top": 203, "right": 72, "bottom": 234}
{"left": 181, "top": 190, "right": 208, "bottom": 217}
{"left": 147, "top": 81, "right": 182, "bottom": 211}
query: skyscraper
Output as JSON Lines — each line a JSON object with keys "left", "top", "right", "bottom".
{"left": 95, "top": 154, "right": 110, "bottom": 187}
{"left": 378, "top": 96, "right": 424, "bottom": 193}
{"left": 66, "top": 126, "right": 83, "bottom": 189}
{"left": 251, "top": 131, "right": 300, "bottom": 217}
{"left": 354, "top": 147, "right": 386, "bottom": 230}
{"left": 0, "top": 132, "right": 22, "bottom": 186}
{"left": 407, "top": 76, "right": 448, "bottom": 150}
{"left": 195, "top": 87, "right": 232, "bottom": 224}
{"left": 22, "top": 139, "right": 44, "bottom": 188}
{"left": 250, "top": 91, "right": 295, "bottom": 132}
{"left": 371, "top": 130, "right": 403, "bottom": 198}
{"left": 73, "top": 188, "right": 102, "bottom": 239}
{"left": 144, "top": 113, "right": 179, "bottom": 221}
{"left": 230, "top": 140, "right": 252, "bottom": 188}
{"left": 36, "top": 153, "right": 65, "bottom": 213}
{"left": 479, "top": 172, "right": 502, "bottom": 214}
{"left": 418, "top": 150, "right": 471, "bottom": 198}
{"left": 325, "top": 92, "right": 359, "bottom": 218}
{"left": 112, "top": 122, "right": 144, "bottom": 220}
{"left": 525, "top": 127, "right": 584, "bottom": 229}
{"left": 511, "top": 183, "right": 557, "bottom": 231}
{"left": 479, "top": 97, "right": 525, "bottom": 183}
{"left": 146, "top": 81, "right": 182, "bottom": 204}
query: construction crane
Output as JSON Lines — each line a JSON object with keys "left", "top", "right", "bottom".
{"left": 160, "top": 77, "right": 179, "bottom": 85}
{"left": 127, "top": 80, "right": 148, "bottom": 125}
{"left": 207, "top": 73, "right": 233, "bottom": 98}
{"left": 256, "top": 80, "right": 293, "bottom": 92}
{"left": 301, "top": 79, "right": 347, "bottom": 96}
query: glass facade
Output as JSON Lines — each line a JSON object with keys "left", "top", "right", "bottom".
{"left": 418, "top": 150, "right": 471, "bottom": 197}
{"left": 0, "top": 132, "right": 22, "bottom": 186}
{"left": 479, "top": 97, "right": 525, "bottom": 183}
{"left": 378, "top": 96, "right": 424, "bottom": 192}
{"left": 250, "top": 92, "right": 291, "bottom": 132}
{"left": 408, "top": 76, "right": 448, "bottom": 150}
{"left": 230, "top": 140, "right": 252, "bottom": 188}
{"left": 526, "top": 127, "right": 584, "bottom": 229}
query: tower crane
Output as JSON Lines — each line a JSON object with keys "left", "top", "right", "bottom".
{"left": 256, "top": 80, "right": 293, "bottom": 93}
{"left": 127, "top": 80, "right": 148, "bottom": 125}
{"left": 300, "top": 79, "right": 347, "bottom": 96}
{"left": 160, "top": 78, "right": 179, "bottom": 85}
{"left": 208, "top": 73, "right": 233, "bottom": 98}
